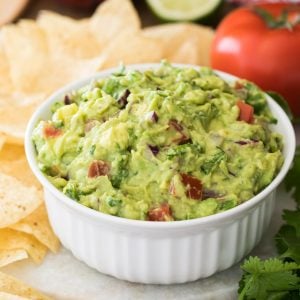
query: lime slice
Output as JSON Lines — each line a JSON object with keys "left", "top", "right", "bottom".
{"left": 146, "top": 0, "right": 222, "bottom": 22}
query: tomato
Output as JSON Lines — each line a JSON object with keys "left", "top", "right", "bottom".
{"left": 148, "top": 203, "right": 173, "bottom": 221}
{"left": 180, "top": 174, "right": 203, "bottom": 200}
{"left": 169, "top": 174, "right": 203, "bottom": 200}
{"left": 88, "top": 160, "right": 110, "bottom": 178}
{"left": 237, "top": 100, "right": 254, "bottom": 123}
{"left": 211, "top": 3, "right": 300, "bottom": 116}
{"left": 43, "top": 123, "right": 62, "bottom": 138}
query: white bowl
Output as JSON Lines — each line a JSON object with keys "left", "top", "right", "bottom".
{"left": 25, "top": 63, "right": 296, "bottom": 284}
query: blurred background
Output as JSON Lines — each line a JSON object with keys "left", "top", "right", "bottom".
{"left": 2, "top": 0, "right": 239, "bottom": 27}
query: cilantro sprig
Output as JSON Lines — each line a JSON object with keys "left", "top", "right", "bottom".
{"left": 238, "top": 146, "right": 300, "bottom": 300}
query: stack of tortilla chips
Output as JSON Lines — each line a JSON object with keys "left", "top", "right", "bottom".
{"left": 0, "top": 0, "right": 214, "bottom": 297}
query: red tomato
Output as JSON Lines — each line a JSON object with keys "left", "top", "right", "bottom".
{"left": 43, "top": 123, "right": 62, "bottom": 138}
{"left": 180, "top": 174, "right": 203, "bottom": 200}
{"left": 148, "top": 203, "right": 173, "bottom": 221}
{"left": 211, "top": 3, "right": 300, "bottom": 116}
{"left": 237, "top": 100, "right": 254, "bottom": 123}
{"left": 169, "top": 174, "right": 203, "bottom": 200}
{"left": 88, "top": 160, "right": 110, "bottom": 178}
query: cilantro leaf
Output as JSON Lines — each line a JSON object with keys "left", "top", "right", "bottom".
{"left": 285, "top": 146, "right": 300, "bottom": 208}
{"left": 282, "top": 210, "right": 300, "bottom": 237}
{"left": 201, "top": 148, "right": 226, "bottom": 175}
{"left": 238, "top": 256, "right": 300, "bottom": 300}
{"left": 275, "top": 225, "right": 300, "bottom": 264}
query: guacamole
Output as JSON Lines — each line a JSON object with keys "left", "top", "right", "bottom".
{"left": 32, "top": 62, "right": 283, "bottom": 221}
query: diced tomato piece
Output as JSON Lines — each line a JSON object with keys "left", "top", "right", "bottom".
{"left": 43, "top": 123, "right": 62, "bottom": 138}
{"left": 237, "top": 100, "right": 254, "bottom": 123}
{"left": 148, "top": 203, "right": 173, "bottom": 221}
{"left": 88, "top": 160, "right": 110, "bottom": 178}
{"left": 181, "top": 173, "right": 203, "bottom": 200}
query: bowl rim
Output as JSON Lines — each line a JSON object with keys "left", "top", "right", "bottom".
{"left": 25, "top": 63, "right": 296, "bottom": 229}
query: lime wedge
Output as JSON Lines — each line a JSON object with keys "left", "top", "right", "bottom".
{"left": 146, "top": 0, "right": 222, "bottom": 22}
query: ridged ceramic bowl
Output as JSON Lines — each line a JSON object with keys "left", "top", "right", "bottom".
{"left": 25, "top": 64, "right": 295, "bottom": 284}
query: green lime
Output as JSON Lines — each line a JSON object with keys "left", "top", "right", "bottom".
{"left": 146, "top": 0, "right": 222, "bottom": 22}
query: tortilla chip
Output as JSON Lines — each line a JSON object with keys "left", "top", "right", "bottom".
{"left": 0, "top": 159, "right": 41, "bottom": 189}
{"left": 0, "top": 144, "right": 41, "bottom": 189}
{"left": 49, "top": 54, "right": 103, "bottom": 90}
{"left": 0, "top": 133, "right": 6, "bottom": 150}
{"left": 0, "top": 143, "right": 25, "bottom": 161}
{"left": 0, "top": 102, "right": 37, "bottom": 143}
{"left": 1, "top": 20, "right": 49, "bottom": 94}
{"left": 0, "top": 229, "right": 47, "bottom": 264}
{"left": 0, "top": 173, "right": 42, "bottom": 228}
{"left": 0, "top": 272, "right": 51, "bottom": 300}
{"left": 143, "top": 23, "right": 215, "bottom": 66}
{"left": 99, "top": 32, "right": 163, "bottom": 68}
{"left": 0, "top": 45, "right": 13, "bottom": 95}
{"left": 37, "top": 11, "right": 101, "bottom": 59}
{"left": 90, "top": 0, "right": 141, "bottom": 47}
{"left": 0, "top": 249, "right": 28, "bottom": 268}
{"left": 10, "top": 204, "right": 60, "bottom": 253}
{"left": 0, "top": 92, "right": 48, "bottom": 142}
{"left": 0, "top": 291, "right": 31, "bottom": 300}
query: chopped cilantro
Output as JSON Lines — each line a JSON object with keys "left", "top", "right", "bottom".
{"left": 89, "top": 144, "right": 96, "bottom": 155}
{"left": 107, "top": 197, "right": 122, "bottom": 207}
{"left": 64, "top": 182, "right": 79, "bottom": 201}
{"left": 53, "top": 120, "right": 64, "bottom": 129}
{"left": 201, "top": 148, "right": 226, "bottom": 175}
{"left": 166, "top": 143, "right": 203, "bottom": 160}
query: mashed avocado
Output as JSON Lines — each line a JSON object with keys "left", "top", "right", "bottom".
{"left": 32, "top": 62, "right": 283, "bottom": 221}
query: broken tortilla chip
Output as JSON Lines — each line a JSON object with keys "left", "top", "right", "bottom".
{"left": 37, "top": 11, "right": 101, "bottom": 59}
{"left": 10, "top": 204, "right": 60, "bottom": 253}
{"left": 1, "top": 20, "right": 49, "bottom": 95}
{"left": 0, "top": 133, "right": 6, "bottom": 149}
{"left": 0, "top": 272, "right": 51, "bottom": 300}
{"left": 0, "top": 173, "right": 42, "bottom": 228}
{"left": 143, "top": 23, "right": 215, "bottom": 66}
{"left": 0, "top": 229, "right": 47, "bottom": 264}
{"left": 89, "top": 0, "right": 141, "bottom": 47}
{"left": 0, "top": 143, "right": 25, "bottom": 161}
{"left": 0, "top": 144, "right": 41, "bottom": 189}
{"left": 0, "top": 249, "right": 28, "bottom": 268}
{"left": 99, "top": 31, "right": 163, "bottom": 68}
{"left": 0, "top": 291, "right": 31, "bottom": 300}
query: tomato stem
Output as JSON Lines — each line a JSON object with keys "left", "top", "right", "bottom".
{"left": 254, "top": 6, "right": 300, "bottom": 30}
